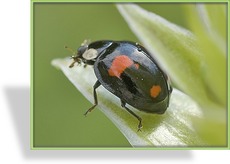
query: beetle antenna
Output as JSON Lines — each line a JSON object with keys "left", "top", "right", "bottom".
{"left": 81, "top": 39, "right": 91, "bottom": 46}
{"left": 64, "top": 45, "right": 76, "bottom": 55}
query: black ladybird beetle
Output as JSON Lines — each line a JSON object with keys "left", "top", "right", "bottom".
{"left": 68, "top": 40, "right": 172, "bottom": 131}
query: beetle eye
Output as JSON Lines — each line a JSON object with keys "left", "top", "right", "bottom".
{"left": 77, "top": 46, "right": 87, "bottom": 56}
{"left": 82, "top": 48, "right": 98, "bottom": 60}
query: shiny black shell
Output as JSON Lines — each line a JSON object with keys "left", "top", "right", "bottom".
{"left": 89, "top": 40, "right": 172, "bottom": 114}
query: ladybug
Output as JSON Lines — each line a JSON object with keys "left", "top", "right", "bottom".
{"left": 68, "top": 40, "right": 172, "bottom": 131}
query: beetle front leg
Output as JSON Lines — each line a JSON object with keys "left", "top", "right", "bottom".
{"left": 121, "top": 100, "right": 143, "bottom": 131}
{"left": 84, "top": 80, "right": 101, "bottom": 116}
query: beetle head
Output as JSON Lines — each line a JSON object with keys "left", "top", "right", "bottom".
{"left": 69, "top": 44, "right": 98, "bottom": 68}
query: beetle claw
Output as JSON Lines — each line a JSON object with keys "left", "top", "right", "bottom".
{"left": 137, "top": 121, "right": 143, "bottom": 132}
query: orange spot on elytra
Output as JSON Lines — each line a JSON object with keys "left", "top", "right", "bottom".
{"left": 150, "top": 85, "right": 161, "bottom": 98}
{"left": 108, "top": 55, "right": 134, "bottom": 78}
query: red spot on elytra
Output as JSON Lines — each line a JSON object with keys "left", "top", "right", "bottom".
{"left": 108, "top": 55, "right": 136, "bottom": 78}
{"left": 150, "top": 85, "right": 161, "bottom": 98}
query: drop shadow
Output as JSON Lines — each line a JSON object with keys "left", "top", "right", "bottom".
{"left": 5, "top": 86, "right": 193, "bottom": 160}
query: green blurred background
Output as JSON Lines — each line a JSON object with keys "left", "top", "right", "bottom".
{"left": 33, "top": 3, "right": 189, "bottom": 147}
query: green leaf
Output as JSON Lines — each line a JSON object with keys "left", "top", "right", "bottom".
{"left": 116, "top": 4, "right": 226, "bottom": 146}
{"left": 185, "top": 4, "right": 226, "bottom": 108}
{"left": 50, "top": 4, "right": 227, "bottom": 147}
{"left": 184, "top": 4, "right": 227, "bottom": 146}
{"left": 52, "top": 58, "right": 206, "bottom": 147}
{"left": 116, "top": 4, "right": 223, "bottom": 110}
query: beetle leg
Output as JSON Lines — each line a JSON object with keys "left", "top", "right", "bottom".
{"left": 84, "top": 80, "right": 101, "bottom": 116}
{"left": 121, "top": 100, "right": 143, "bottom": 131}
